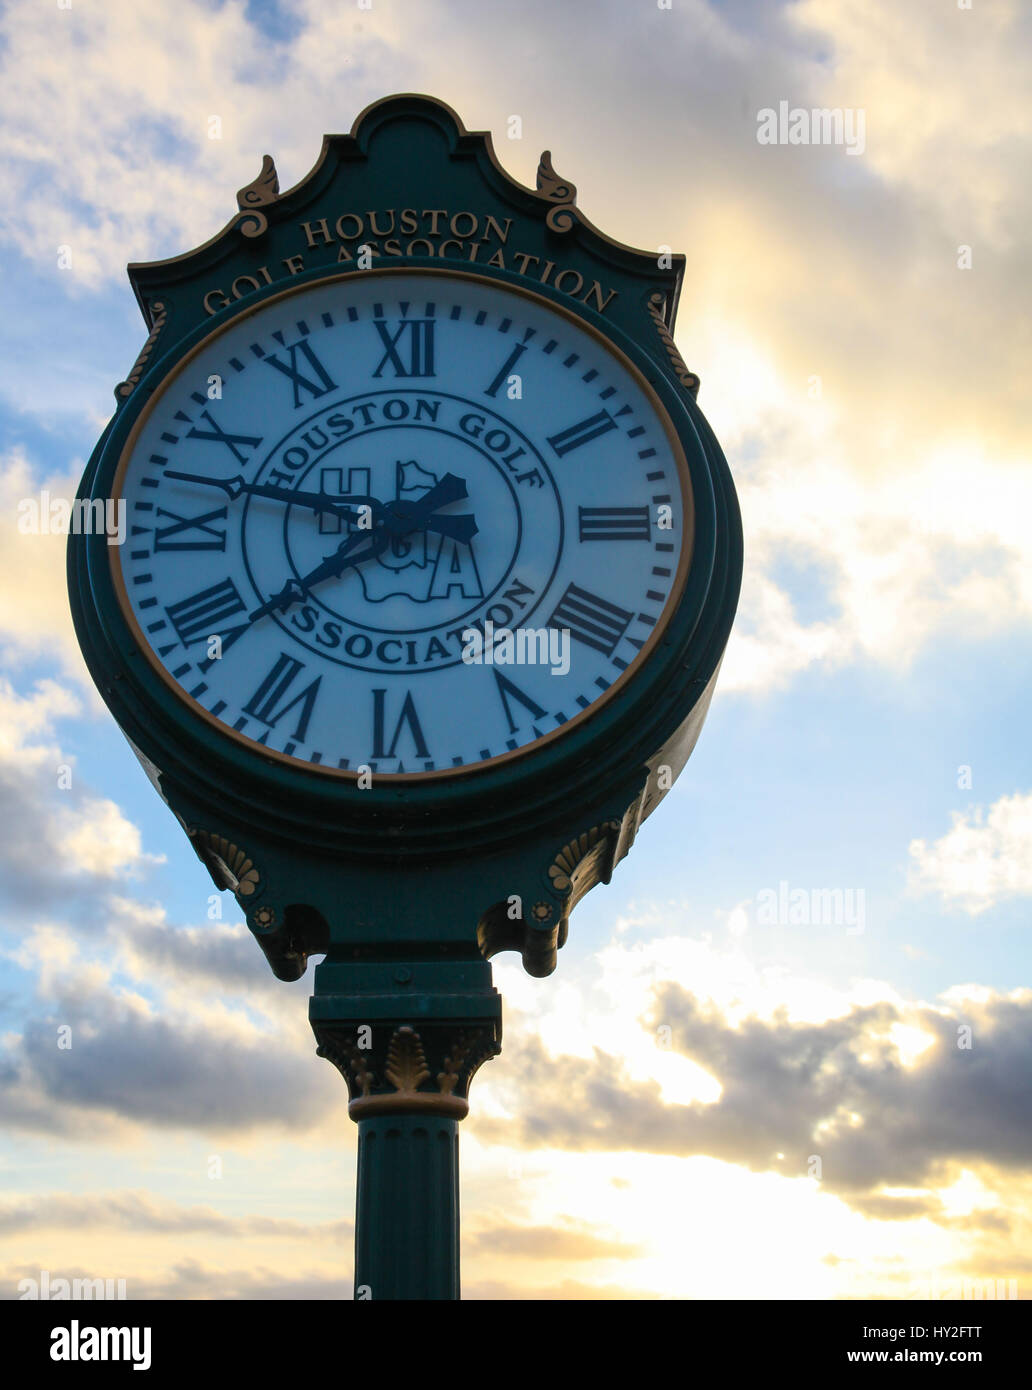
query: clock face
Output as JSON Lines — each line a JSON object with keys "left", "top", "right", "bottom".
{"left": 111, "top": 270, "right": 693, "bottom": 777}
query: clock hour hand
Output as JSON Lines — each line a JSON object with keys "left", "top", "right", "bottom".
{"left": 164, "top": 469, "right": 381, "bottom": 525}
{"left": 402, "top": 510, "right": 477, "bottom": 544}
{"left": 382, "top": 472, "right": 478, "bottom": 544}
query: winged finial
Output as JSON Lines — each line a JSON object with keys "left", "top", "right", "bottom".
{"left": 237, "top": 154, "right": 279, "bottom": 210}
{"left": 536, "top": 150, "right": 577, "bottom": 233}
{"left": 536, "top": 150, "right": 575, "bottom": 203}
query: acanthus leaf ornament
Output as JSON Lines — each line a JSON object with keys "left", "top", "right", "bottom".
{"left": 385, "top": 1025, "right": 431, "bottom": 1094}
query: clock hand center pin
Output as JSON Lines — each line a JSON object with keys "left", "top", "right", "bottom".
{"left": 246, "top": 471, "right": 477, "bottom": 624}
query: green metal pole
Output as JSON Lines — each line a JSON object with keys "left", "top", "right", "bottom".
{"left": 354, "top": 1113, "right": 460, "bottom": 1299}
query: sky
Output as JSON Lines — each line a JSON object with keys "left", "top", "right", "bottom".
{"left": 0, "top": 0, "right": 1029, "bottom": 1301}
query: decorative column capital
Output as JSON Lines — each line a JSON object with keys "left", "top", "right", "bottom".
{"left": 309, "top": 957, "right": 502, "bottom": 1123}
{"left": 314, "top": 1021, "right": 499, "bottom": 1120}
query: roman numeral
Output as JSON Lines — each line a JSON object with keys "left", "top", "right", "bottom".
{"left": 484, "top": 342, "right": 528, "bottom": 397}
{"left": 492, "top": 670, "right": 547, "bottom": 735}
{"left": 165, "top": 577, "right": 246, "bottom": 645}
{"left": 243, "top": 653, "right": 322, "bottom": 741}
{"left": 546, "top": 410, "right": 618, "bottom": 457}
{"left": 372, "top": 318, "right": 435, "bottom": 377}
{"left": 578, "top": 506, "right": 651, "bottom": 541}
{"left": 185, "top": 410, "right": 262, "bottom": 465}
{"left": 372, "top": 688, "right": 429, "bottom": 759}
{"left": 154, "top": 505, "right": 227, "bottom": 552}
{"left": 263, "top": 339, "right": 336, "bottom": 407}
{"left": 548, "top": 583, "right": 633, "bottom": 657}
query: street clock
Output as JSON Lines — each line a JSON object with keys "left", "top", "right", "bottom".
{"left": 69, "top": 96, "right": 741, "bottom": 1298}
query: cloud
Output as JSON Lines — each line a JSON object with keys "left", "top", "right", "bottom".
{"left": 909, "top": 792, "right": 1032, "bottom": 914}
{"left": 467, "top": 1217, "right": 642, "bottom": 1262}
{"left": 0, "top": 0, "right": 410, "bottom": 286}
{"left": 716, "top": 442, "right": 1032, "bottom": 695}
{"left": 58, "top": 797, "right": 160, "bottom": 878}
{"left": 0, "top": 1189, "right": 350, "bottom": 1242}
{"left": 1, "top": 1258, "right": 354, "bottom": 1302}
{"left": 106, "top": 897, "right": 273, "bottom": 992}
{"left": 0, "top": 958, "right": 332, "bottom": 1139}
{"left": 0, "top": 674, "right": 79, "bottom": 755}
{"left": 0, "top": 454, "right": 96, "bottom": 689}
{"left": 0, "top": 678, "right": 160, "bottom": 917}
{"left": 790, "top": 0, "right": 1030, "bottom": 251}
{"left": 0, "top": 914, "right": 334, "bottom": 1139}
{"left": 848, "top": 1193, "right": 944, "bottom": 1223}
{"left": 480, "top": 981, "right": 1032, "bottom": 1210}
{"left": 462, "top": 1276, "right": 658, "bottom": 1301}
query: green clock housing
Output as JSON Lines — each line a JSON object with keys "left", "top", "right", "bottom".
{"left": 70, "top": 95, "right": 740, "bottom": 982}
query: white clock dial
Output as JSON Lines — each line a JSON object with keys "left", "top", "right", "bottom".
{"left": 112, "top": 271, "right": 693, "bottom": 776}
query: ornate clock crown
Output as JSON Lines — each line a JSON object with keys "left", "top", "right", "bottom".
{"left": 118, "top": 94, "right": 698, "bottom": 406}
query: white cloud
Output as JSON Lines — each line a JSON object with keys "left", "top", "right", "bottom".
{"left": 0, "top": 0, "right": 409, "bottom": 285}
{"left": 790, "top": 0, "right": 1028, "bottom": 249}
{"left": 0, "top": 675, "right": 79, "bottom": 760}
{"left": 491, "top": 908, "right": 932, "bottom": 1123}
{"left": 58, "top": 796, "right": 161, "bottom": 878}
{"left": 0, "top": 452, "right": 96, "bottom": 692}
{"left": 1, "top": 917, "right": 337, "bottom": 1138}
{"left": 0, "top": 677, "right": 160, "bottom": 910}
{"left": 721, "top": 444, "right": 1032, "bottom": 693}
{"left": 909, "top": 792, "right": 1032, "bottom": 914}
{"left": 473, "top": 915, "right": 1032, "bottom": 1298}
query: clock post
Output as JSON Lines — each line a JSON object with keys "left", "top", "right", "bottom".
{"left": 68, "top": 95, "right": 742, "bottom": 1299}
{"left": 310, "top": 952, "right": 501, "bottom": 1300}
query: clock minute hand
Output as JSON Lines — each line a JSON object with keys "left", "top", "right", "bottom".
{"left": 164, "top": 469, "right": 476, "bottom": 543}
{"left": 164, "top": 470, "right": 382, "bottom": 524}
{"left": 246, "top": 528, "right": 390, "bottom": 624}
